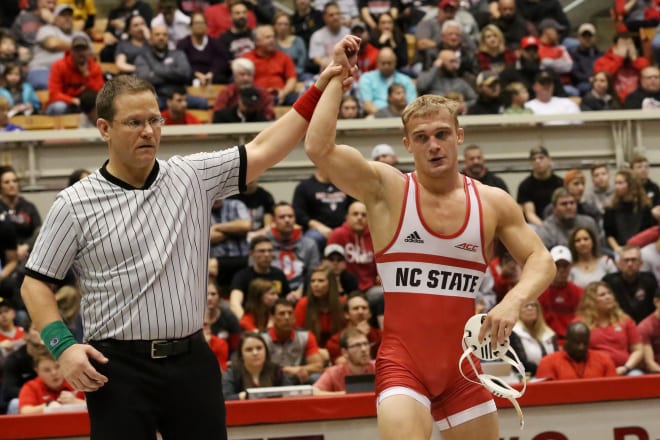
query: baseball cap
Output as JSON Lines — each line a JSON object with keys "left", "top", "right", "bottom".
{"left": 71, "top": 32, "right": 91, "bottom": 49}
{"left": 324, "top": 244, "right": 345, "bottom": 259}
{"left": 534, "top": 70, "right": 554, "bottom": 84}
{"left": 371, "top": 143, "right": 395, "bottom": 160}
{"left": 550, "top": 245, "right": 572, "bottom": 264}
{"left": 439, "top": 0, "right": 459, "bottom": 9}
{"left": 350, "top": 21, "right": 367, "bottom": 34}
{"left": 578, "top": 23, "right": 596, "bottom": 36}
{"left": 239, "top": 87, "right": 260, "bottom": 106}
{"left": 0, "top": 297, "right": 15, "bottom": 310}
{"left": 529, "top": 146, "right": 549, "bottom": 159}
{"left": 476, "top": 71, "right": 499, "bottom": 88}
{"left": 54, "top": 4, "right": 74, "bottom": 16}
{"left": 520, "top": 35, "right": 539, "bottom": 50}
{"left": 538, "top": 18, "right": 565, "bottom": 32}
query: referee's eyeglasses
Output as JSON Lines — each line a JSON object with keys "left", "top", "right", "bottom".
{"left": 115, "top": 117, "right": 166, "bottom": 130}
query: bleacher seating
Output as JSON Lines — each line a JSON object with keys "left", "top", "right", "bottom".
{"left": 188, "top": 109, "right": 213, "bottom": 123}
{"left": 9, "top": 114, "right": 80, "bottom": 130}
{"left": 187, "top": 84, "right": 225, "bottom": 108}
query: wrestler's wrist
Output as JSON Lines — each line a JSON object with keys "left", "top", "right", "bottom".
{"left": 292, "top": 85, "right": 322, "bottom": 122}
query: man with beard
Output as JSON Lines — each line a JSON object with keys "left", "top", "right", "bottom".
{"left": 500, "top": 35, "right": 565, "bottom": 97}
{"left": 313, "top": 327, "right": 376, "bottom": 393}
{"left": 217, "top": 1, "right": 255, "bottom": 60}
{"left": 416, "top": 49, "right": 477, "bottom": 107}
{"left": 536, "top": 321, "right": 617, "bottom": 380}
{"left": 461, "top": 144, "right": 508, "bottom": 192}
{"left": 308, "top": 2, "right": 349, "bottom": 73}
{"left": 468, "top": 71, "right": 504, "bottom": 115}
{"left": 624, "top": 65, "right": 660, "bottom": 109}
{"left": 204, "top": 0, "right": 256, "bottom": 39}
{"left": 489, "top": 0, "right": 535, "bottom": 51}
{"left": 135, "top": 24, "right": 192, "bottom": 108}
{"left": 536, "top": 188, "right": 602, "bottom": 250}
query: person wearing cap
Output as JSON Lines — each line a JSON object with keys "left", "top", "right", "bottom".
{"left": 536, "top": 18, "right": 575, "bottom": 95}
{"left": 45, "top": 31, "right": 104, "bottom": 115}
{"left": 594, "top": 29, "right": 650, "bottom": 102}
{"left": 536, "top": 187, "right": 603, "bottom": 251}
{"left": 636, "top": 287, "right": 660, "bottom": 373}
{"left": 524, "top": 70, "right": 581, "bottom": 124}
{"left": 370, "top": 143, "right": 398, "bottom": 166}
{"left": 467, "top": 71, "right": 504, "bottom": 115}
{"left": 265, "top": 201, "right": 320, "bottom": 303}
{"left": 213, "top": 85, "right": 270, "bottom": 123}
{"left": 306, "top": 60, "right": 555, "bottom": 438}
{"left": 516, "top": 145, "right": 564, "bottom": 227}
{"left": 358, "top": 47, "right": 416, "bottom": 116}
{"left": 461, "top": 144, "right": 508, "bottom": 193}
{"left": 308, "top": 2, "right": 350, "bottom": 73}
{"left": 417, "top": 48, "right": 478, "bottom": 107}
{"left": 349, "top": 21, "right": 380, "bottom": 76}
{"left": 322, "top": 243, "right": 359, "bottom": 295}
{"left": 243, "top": 25, "right": 299, "bottom": 105}
{"left": 538, "top": 245, "right": 584, "bottom": 341}
{"left": 568, "top": 23, "right": 603, "bottom": 96}
{"left": 213, "top": 57, "right": 275, "bottom": 120}
{"left": 489, "top": 0, "right": 535, "bottom": 51}
{"left": 26, "top": 3, "right": 75, "bottom": 90}
{"left": 161, "top": 86, "right": 202, "bottom": 125}
{"left": 499, "top": 34, "right": 545, "bottom": 95}
{"left": 535, "top": 321, "right": 617, "bottom": 380}
{"left": 0, "top": 297, "right": 25, "bottom": 355}
{"left": 10, "top": 0, "right": 57, "bottom": 52}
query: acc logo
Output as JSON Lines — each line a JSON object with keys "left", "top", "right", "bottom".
{"left": 455, "top": 242, "right": 479, "bottom": 252}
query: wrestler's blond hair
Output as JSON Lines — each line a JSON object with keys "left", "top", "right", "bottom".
{"left": 401, "top": 95, "right": 460, "bottom": 135}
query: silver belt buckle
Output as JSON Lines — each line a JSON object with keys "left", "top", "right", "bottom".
{"left": 150, "top": 340, "right": 168, "bottom": 359}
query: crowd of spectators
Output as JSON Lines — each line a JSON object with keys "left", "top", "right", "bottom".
{"left": 2, "top": 0, "right": 660, "bottom": 417}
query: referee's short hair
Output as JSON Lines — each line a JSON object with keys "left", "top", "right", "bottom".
{"left": 97, "top": 75, "right": 157, "bottom": 121}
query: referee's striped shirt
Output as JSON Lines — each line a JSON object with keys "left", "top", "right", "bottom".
{"left": 25, "top": 146, "right": 246, "bottom": 341}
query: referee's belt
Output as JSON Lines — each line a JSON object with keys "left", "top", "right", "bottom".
{"left": 94, "top": 330, "right": 202, "bottom": 359}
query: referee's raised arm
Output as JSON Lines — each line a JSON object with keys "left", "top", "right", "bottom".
{"left": 243, "top": 35, "right": 361, "bottom": 184}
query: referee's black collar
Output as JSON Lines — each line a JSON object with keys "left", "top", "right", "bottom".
{"left": 100, "top": 160, "right": 160, "bottom": 190}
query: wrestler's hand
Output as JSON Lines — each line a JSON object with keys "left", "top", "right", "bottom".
{"left": 58, "top": 344, "right": 109, "bottom": 392}
{"left": 478, "top": 299, "right": 520, "bottom": 349}
{"left": 332, "top": 35, "right": 361, "bottom": 71}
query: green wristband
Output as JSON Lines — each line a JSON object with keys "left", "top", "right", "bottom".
{"left": 41, "top": 321, "right": 76, "bottom": 360}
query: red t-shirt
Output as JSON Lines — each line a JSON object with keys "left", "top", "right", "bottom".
{"left": 243, "top": 49, "right": 297, "bottom": 91}
{"left": 538, "top": 282, "right": 584, "bottom": 339}
{"left": 536, "top": 349, "right": 617, "bottom": 380}
{"left": 208, "top": 334, "right": 228, "bottom": 371}
{"left": 18, "top": 377, "right": 84, "bottom": 409}
{"left": 637, "top": 313, "right": 660, "bottom": 364}
{"left": 161, "top": 110, "right": 202, "bottom": 125}
{"left": 0, "top": 325, "right": 25, "bottom": 342}
{"left": 313, "top": 361, "right": 376, "bottom": 392}
{"left": 588, "top": 317, "right": 641, "bottom": 367}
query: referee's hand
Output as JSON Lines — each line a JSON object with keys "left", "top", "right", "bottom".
{"left": 59, "top": 344, "right": 109, "bottom": 392}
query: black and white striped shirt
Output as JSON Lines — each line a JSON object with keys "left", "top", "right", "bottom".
{"left": 25, "top": 146, "right": 246, "bottom": 341}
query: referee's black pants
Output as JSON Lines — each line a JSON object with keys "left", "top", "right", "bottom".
{"left": 87, "top": 332, "right": 227, "bottom": 440}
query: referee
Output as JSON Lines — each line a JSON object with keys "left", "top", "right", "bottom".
{"left": 20, "top": 36, "right": 361, "bottom": 439}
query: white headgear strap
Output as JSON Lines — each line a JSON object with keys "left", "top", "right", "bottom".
{"left": 459, "top": 314, "right": 527, "bottom": 429}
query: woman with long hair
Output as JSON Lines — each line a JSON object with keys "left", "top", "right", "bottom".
{"left": 604, "top": 169, "right": 656, "bottom": 253}
{"left": 221, "top": 332, "right": 291, "bottom": 400}
{"left": 240, "top": 278, "right": 279, "bottom": 331}
{"left": 580, "top": 71, "right": 623, "bottom": 111}
{"left": 114, "top": 14, "right": 150, "bottom": 74}
{"left": 476, "top": 24, "right": 517, "bottom": 74}
{"left": 371, "top": 12, "right": 408, "bottom": 69}
{"left": 568, "top": 227, "right": 617, "bottom": 288}
{"left": 576, "top": 281, "right": 644, "bottom": 375}
{"left": 509, "top": 300, "right": 557, "bottom": 377}
{"left": 273, "top": 11, "right": 308, "bottom": 80}
{"left": 294, "top": 266, "right": 345, "bottom": 348}
{"left": 338, "top": 95, "right": 362, "bottom": 119}
{"left": 0, "top": 63, "right": 41, "bottom": 114}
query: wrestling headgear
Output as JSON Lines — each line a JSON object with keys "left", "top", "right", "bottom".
{"left": 459, "top": 314, "right": 527, "bottom": 428}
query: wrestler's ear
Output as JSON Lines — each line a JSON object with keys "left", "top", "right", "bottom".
{"left": 456, "top": 127, "right": 464, "bottom": 145}
{"left": 402, "top": 135, "right": 412, "bottom": 153}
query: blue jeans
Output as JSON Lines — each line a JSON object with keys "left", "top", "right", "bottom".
{"left": 26, "top": 69, "right": 50, "bottom": 90}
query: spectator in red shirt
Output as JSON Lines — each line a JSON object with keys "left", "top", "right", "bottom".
{"left": 0, "top": 297, "right": 24, "bottom": 355}
{"left": 18, "top": 351, "right": 85, "bottom": 414}
{"left": 313, "top": 327, "right": 376, "bottom": 393}
{"left": 203, "top": 0, "right": 256, "bottom": 39}
{"left": 161, "top": 86, "right": 202, "bottom": 125}
{"left": 535, "top": 321, "right": 617, "bottom": 380}
{"left": 243, "top": 25, "right": 298, "bottom": 105}
{"left": 212, "top": 57, "right": 275, "bottom": 120}
{"left": 46, "top": 32, "right": 104, "bottom": 115}
{"left": 538, "top": 245, "right": 584, "bottom": 342}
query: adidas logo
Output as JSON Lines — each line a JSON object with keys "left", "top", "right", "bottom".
{"left": 404, "top": 231, "right": 424, "bottom": 243}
